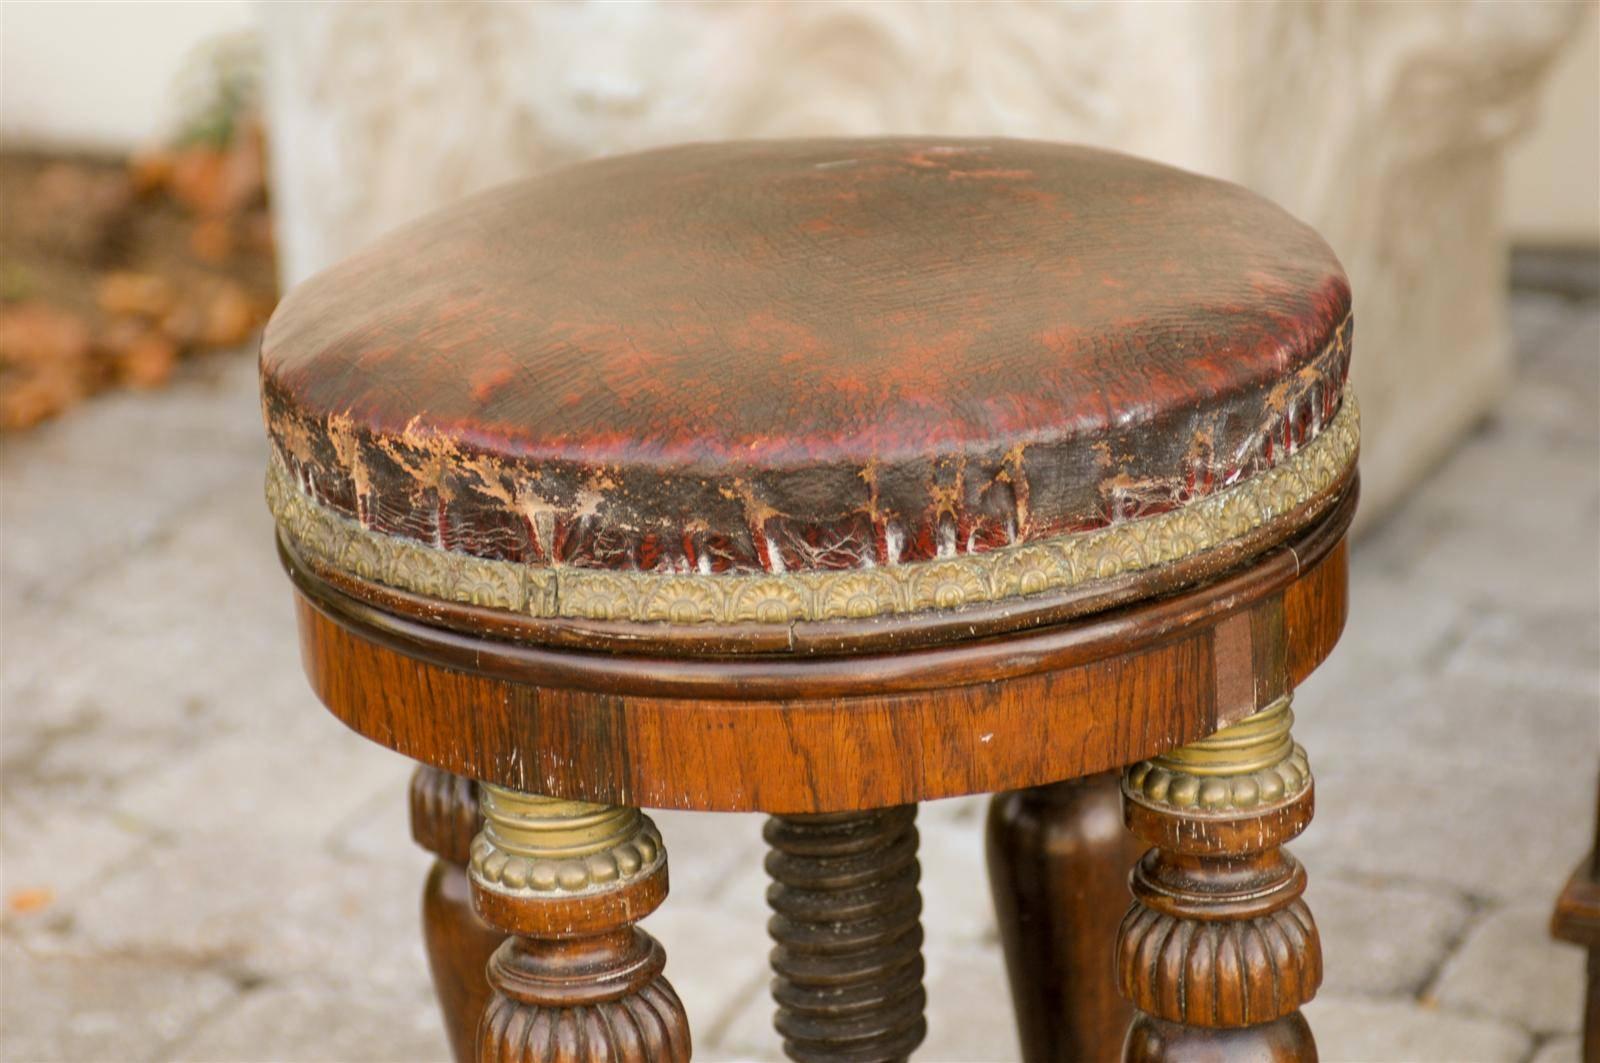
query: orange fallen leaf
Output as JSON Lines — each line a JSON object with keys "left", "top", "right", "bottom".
{"left": 121, "top": 332, "right": 179, "bottom": 389}
{"left": 97, "top": 271, "right": 175, "bottom": 320}
{"left": 189, "top": 217, "right": 234, "bottom": 263}
{"left": 167, "top": 146, "right": 230, "bottom": 216}
{"left": 127, "top": 150, "right": 174, "bottom": 197}
{"left": 199, "top": 280, "right": 259, "bottom": 347}
{"left": 7, "top": 887, "right": 54, "bottom": 914}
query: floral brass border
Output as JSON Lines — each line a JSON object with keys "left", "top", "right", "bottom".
{"left": 267, "top": 389, "right": 1358, "bottom": 625}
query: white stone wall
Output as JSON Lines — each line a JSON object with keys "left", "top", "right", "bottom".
{"left": 258, "top": 0, "right": 1584, "bottom": 526}
{"left": 0, "top": 0, "right": 256, "bottom": 149}
{"left": 1506, "top": 5, "right": 1600, "bottom": 245}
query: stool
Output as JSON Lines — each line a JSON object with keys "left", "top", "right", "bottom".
{"left": 261, "top": 138, "right": 1357, "bottom": 1062}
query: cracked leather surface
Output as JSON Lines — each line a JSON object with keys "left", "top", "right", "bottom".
{"left": 261, "top": 137, "right": 1350, "bottom": 575}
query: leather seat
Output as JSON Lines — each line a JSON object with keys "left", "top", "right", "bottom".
{"left": 262, "top": 138, "right": 1355, "bottom": 643}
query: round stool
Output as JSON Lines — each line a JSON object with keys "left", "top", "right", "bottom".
{"left": 261, "top": 138, "right": 1357, "bottom": 1062}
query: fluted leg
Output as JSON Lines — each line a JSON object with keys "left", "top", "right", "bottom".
{"left": 1117, "top": 696, "right": 1321, "bottom": 1062}
{"left": 469, "top": 785, "right": 690, "bottom": 1063}
{"left": 987, "top": 772, "right": 1145, "bottom": 1062}
{"left": 765, "top": 807, "right": 927, "bottom": 1063}
{"left": 411, "top": 767, "right": 506, "bottom": 1063}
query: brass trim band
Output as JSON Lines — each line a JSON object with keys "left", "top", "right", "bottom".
{"left": 267, "top": 389, "right": 1358, "bottom": 626}
{"left": 470, "top": 786, "right": 664, "bottom": 899}
{"left": 1124, "top": 696, "right": 1311, "bottom": 814}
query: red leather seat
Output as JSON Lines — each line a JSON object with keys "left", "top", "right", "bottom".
{"left": 262, "top": 138, "right": 1353, "bottom": 636}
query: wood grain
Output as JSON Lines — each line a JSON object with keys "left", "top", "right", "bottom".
{"left": 420, "top": 861, "right": 503, "bottom": 1063}
{"left": 286, "top": 494, "right": 1349, "bottom": 813}
{"left": 987, "top": 772, "right": 1144, "bottom": 1062}
{"left": 408, "top": 767, "right": 503, "bottom": 1063}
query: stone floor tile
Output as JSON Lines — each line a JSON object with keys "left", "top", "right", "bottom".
{"left": 1315, "top": 561, "right": 1471, "bottom": 676}
{"left": 323, "top": 761, "right": 423, "bottom": 864}
{"left": 0, "top": 791, "right": 154, "bottom": 925}
{"left": 685, "top": 978, "right": 774, "bottom": 1063}
{"left": 0, "top": 943, "right": 240, "bottom": 1063}
{"left": 1431, "top": 903, "right": 1587, "bottom": 1036}
{"left": 922, "top": 941, "right": 1023, "bottom": 1062}
{"left": 919, "top": 801, "right": 1001, "bottom": 947}
{"left": 1395, "top": 429, "right": 1600, "bottom": 613}
{"left": 1530, "top": 1034, "right": 1584, "bottom": 1063}
{"left": 1, "top": 494, "right": 314, "bottom": 796}
{"left": 171, "top": 975, "right": 448, "bottom": 1063}
{"left": 46, "top": 834, "right": 434, "bottom": 989}
{"left": 1294, "top": 750, "right": 1592, "bottom": 904}
{"left": 1307, "top": 874, "right": 1475, "bottom": 997}
{"left": 696, "top": 827, "right": 775, "bottom": 926}
{"left": 1302, "top": 995, "right": 1532, "bottom": 1062}
{"left": 1524, "top": 306, "right": 1600, "bottom": 392}
{"left": 707, "top": 977, "right": 786, "bottom": 1062}
{"left": 1507, "top": 289, "right": 1582, "bottom": 356}
{"left": 1443, "top": 601, "right": 1600, "bottom": 696}
{"left": 644, "top": 901, "right": 771, "bottom": 1053}
{"left": 1297, "top": 673, "right": 1596, "bottom": 785}
{"left": 1504, "top": 361, "right": 1600, "bottom": 449}
{"left": 115, "top": 726, "right": 410, "bottom": 845}
{"left": 0, "top": 354, "right": 265, "bottom": 609}
{"left": 13, "top": 476, "right": 297, "bottom": 685}
{"left": 652, "top": 808, "right": 767, "bottom": 904}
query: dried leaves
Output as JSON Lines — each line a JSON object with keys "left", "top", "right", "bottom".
{"left": 0, "top": 117, "right": 278, "bottom": 431}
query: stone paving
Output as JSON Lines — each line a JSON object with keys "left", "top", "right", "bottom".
{"left": 2, "top": 289, "right": 1596, "bottom": 1063}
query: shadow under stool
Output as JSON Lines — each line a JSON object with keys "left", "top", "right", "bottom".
{"left": 261, "top": 138, "right": 1359, "bottom": 1062}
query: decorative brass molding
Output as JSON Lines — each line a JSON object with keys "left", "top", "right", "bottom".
{"left": 469, "top": 786, "right": 664, "bottom": 899}
{"left": 1125, "top": 696, "right": 1310, "bottom": 813}
{"left": 267, "top": 389, "right": 1359, "bottom": 626}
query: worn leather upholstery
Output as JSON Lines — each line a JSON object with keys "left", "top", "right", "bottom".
{"left": 262, "top": 138, "right": 1351, "bottom": 586}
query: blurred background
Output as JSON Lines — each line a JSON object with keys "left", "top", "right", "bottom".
{"left": 2, "top": 2, "right": 1596, "bottom": 1061}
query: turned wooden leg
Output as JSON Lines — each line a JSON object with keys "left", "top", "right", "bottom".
{"left": 1117, "top": 695, "right": 1321, "bottom": 1062}
{"left": 468, "top": 785, "right": 690, "bottom": 1062}
{"left": 765, "top": 807, "right": 927, "bottom": 1063}
{"left": 987, "top": 772, "right": 1146, "bottom": 1062}
{"left": 411, "top": 767, "right": 507, "bottom": 1063}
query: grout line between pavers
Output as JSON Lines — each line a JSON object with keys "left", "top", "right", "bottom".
{"left": 1312, "top": 864, "right": 1492, "bottom": 913}
{"left": 1522, "top": 299, "right": 1600, "bottom": 367}
{"left": 319, "top": 767, "right": 415, "bottom": 862}
{"left": 1411, "top": 894, "right": 1497, "bottom": 1005}
{"left": 1519, "top": 1032, "right": 1553, "bottom": 1063}
{"left": 1311, "top": 989, "right": 1543, "bottom": 1061}
{"left": 701, "top": 966, "right": 774, "bottom": 1053}
{"left": 151, "top": 971, "right": 269, "bottom": 1063}
{"left": 9, "top": 471, "right": 264, "bottom": 617}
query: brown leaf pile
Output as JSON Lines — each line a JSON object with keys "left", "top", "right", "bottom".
{"left": 0, "top": 119, "right": 278, "bottom": 431}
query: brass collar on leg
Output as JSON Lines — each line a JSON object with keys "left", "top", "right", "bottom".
{"left": 468, "top": 785, "right": 669, "bottom": 938}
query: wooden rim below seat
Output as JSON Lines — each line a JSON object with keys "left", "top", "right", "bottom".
{"left": 286, "top": 485, "right": 1353, "bottom": 813}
